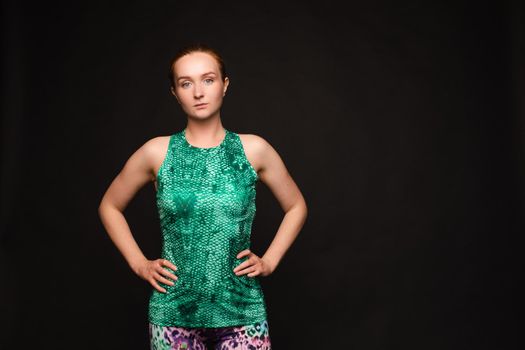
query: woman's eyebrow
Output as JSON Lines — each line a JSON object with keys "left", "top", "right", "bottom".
{"left": 177, "top": 71, "right": 216, "bottom": 81}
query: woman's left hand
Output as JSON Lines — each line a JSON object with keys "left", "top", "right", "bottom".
{"left": 233, "top": 249, "right": 274, "bottom": 277}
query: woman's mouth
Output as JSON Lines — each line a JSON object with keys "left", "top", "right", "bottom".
{"left": 195, "top": 103, "right": 208, "bottom": 109}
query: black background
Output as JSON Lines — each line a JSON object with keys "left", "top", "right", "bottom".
{"left": 1, "top": 0, "right": 523, "bottom": 348}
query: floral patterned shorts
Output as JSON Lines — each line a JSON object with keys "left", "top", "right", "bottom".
{"left": 149, "top": 319, "right": 271, "bottom": 350}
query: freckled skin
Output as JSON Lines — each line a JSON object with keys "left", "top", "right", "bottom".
{"left": 170, "top": 51, "right": 229, "bottom": 123}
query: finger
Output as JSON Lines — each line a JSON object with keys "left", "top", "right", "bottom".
{"left": 150, "top": 278, "right": 167, "bottom": 293}
{"left": 235, "top": 265, "right": 257, "bottom": 276}
{"left": 233, "top": 259, "right": 252, "bottom": 273}
{"left": 157, "top": 266, "right": 178, "bottom": 281}
{"left": 161, "top": 259, "right": 178, "bottom": 272}
{"left": 154, "top": 272, "right": 175, "bottom": 286}
{"left": 236, "top": 249, "right": 251, "bottom": 259}
{"left": 247, "top": 270, "right": 260, "bottom": 277}
{"left": 155, "top": 266, "right": 177, "bottom": 279}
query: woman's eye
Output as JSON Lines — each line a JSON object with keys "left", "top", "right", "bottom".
{"left": 181, "top": 82, "right": 191, "bottom": 88}
{"left": 204, "top": 78, "right": 214, "bottom": 85}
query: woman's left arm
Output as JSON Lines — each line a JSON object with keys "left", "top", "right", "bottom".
{"left": 233, "top": 135, "right": 308, "bottom": 277}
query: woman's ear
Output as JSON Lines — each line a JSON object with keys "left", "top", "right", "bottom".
{"left": 223, "top": 77, "right": 230, "bottom": 96}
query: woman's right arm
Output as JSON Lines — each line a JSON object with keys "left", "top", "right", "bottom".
{"left": 97, "top": 138, "right": 178, "bottom": 293}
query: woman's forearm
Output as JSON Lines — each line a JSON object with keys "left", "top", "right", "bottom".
{"left": 261, "top": 202, "right": 307, "bottom": 273}
{"left": 98, "top": 202, "right": 148, "bottom": 273}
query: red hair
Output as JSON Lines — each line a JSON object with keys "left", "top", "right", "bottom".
{"left": 168, "top": 43, "right": 227, "bottom": 88}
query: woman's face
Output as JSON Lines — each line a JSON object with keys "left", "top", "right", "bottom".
{"left": 171, "top": 52, "right": 229, "bottom": 120}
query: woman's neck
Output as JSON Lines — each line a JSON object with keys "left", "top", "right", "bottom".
{"left": 184, "top": 120, "right": 226, "bottom": 148}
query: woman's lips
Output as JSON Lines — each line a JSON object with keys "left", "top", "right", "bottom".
{"left": 195, "top": 103, "right": 208, "bottom": 109}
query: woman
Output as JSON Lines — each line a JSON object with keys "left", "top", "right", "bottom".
{"left": 98, "top": 43, "right": 308, "bottom": 349}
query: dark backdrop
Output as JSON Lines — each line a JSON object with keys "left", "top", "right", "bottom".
{"left": 1, "top": 0, "right": 523, "bottom": 349}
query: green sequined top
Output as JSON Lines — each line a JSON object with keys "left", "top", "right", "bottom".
{"left": 148, "top": 128, "right": 268, "bottom": 328}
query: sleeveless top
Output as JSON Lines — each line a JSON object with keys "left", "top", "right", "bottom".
{"left": 148, "top": 128, "right": 268, "bottom": 328}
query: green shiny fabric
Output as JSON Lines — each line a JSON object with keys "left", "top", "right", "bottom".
{"left": 148, "top": 128, "right": 268, "bottom": 328}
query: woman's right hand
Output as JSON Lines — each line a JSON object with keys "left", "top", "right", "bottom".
{"left": 133, "top": 258, "right": 178, "bottom": 293}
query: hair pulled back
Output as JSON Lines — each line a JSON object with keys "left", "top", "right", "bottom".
{"left": 168, "top": 43, "right": 227, "bottom": 88}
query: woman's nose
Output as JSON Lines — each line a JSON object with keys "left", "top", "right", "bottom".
{"left": 193, "top": 84, "right": 204, "bottom": 98}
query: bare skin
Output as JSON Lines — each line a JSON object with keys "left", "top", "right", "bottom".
{"left": 98, "top": 51, "right": 308, "bottom": 294}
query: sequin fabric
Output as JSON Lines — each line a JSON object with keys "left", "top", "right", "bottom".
{"left": 148, "top": 128, "right": 268, "bottom": 328}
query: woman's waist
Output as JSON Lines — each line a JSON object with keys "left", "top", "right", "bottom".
{"left": 160, "top": 240, "right": 250, "bottom": 267}
{"left": 152, "top": 269, "right": 262, "bottom": 300}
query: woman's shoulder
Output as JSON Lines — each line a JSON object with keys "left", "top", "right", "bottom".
{"left": 235, "top": 132, "right": 280, "bottom": 173}
{"left": 236, "top": 132, "right": 278, "bottom": 157}
{"left": 139, "top": 135, "right": 173, "bottom": 182}
{"left": 143, "top": 135, "right": 172, "bottom": 153}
